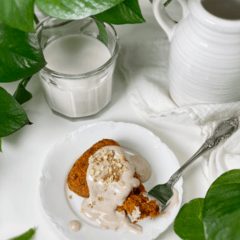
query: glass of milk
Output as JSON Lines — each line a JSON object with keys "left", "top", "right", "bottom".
{"left": 36, "top": 17, "right": 119, "bottom": 118}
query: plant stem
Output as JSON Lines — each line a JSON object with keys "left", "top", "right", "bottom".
{"left": 164, "top": 0, "right": 172, "bottom": 7}
{"left": 13, "top": 76, "right": 33, "bottom": 105}
{"left": 34, "top": 14, "right": 39, "bottom": 25}
{"left": 14, "top": 76, "right": 32, "bottom": 92}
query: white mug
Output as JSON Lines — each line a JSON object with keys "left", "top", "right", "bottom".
{"left": 153, "top": 0, "right": 240, "bottom": 106}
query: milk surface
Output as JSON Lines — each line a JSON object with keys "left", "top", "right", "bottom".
{"left": 44, "top": 34, "right": 111, "bottom": 74}
{"left": 39, "top": 33, "right": 115, "bottom": 118}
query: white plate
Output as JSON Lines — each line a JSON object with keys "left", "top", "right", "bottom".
{"left": 39, "top": 121, "right": 183, "bottom": 240}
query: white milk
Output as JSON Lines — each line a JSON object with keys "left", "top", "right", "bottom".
{"left": 39, "top": 34, "right": 115, "bottom": 118}
{"left": 44, "top": 34, "right": 111, "bottom": 74}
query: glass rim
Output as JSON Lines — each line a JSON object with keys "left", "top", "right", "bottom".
{"left": 36, "top": 16, "right": 120, "bottom": 79}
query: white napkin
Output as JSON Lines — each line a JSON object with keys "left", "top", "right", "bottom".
{"left": 118, "top": 38, "right": 240, "bottom": 183}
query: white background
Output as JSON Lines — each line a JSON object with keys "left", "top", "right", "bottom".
{"left": 0, "top": 0, "right": 210, "bottom": 239}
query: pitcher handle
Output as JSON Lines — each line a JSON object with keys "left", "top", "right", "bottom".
{"left": 152, "top": 0, "right": 189, "bottom": 41}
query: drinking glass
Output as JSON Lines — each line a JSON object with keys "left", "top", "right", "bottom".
{"left": 36, "top": 17, "right": 119, "bottom": 118}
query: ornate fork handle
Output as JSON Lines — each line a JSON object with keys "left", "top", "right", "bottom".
{"left": 167, "top": 117, "right": 239, "bottom": 187}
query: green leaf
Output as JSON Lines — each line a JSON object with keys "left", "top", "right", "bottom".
{"left": 203, "top": 170, "right": 240, "bottom": 240}
{"left": 10, "top": 228, "right": 35, "bottom": 240}
{"left": 34, "top": 14, "right": 40, "bottom": 25}
{"left": 94, "top": 19, "right": 108, "bottom": 46}
{"left": 36, "top": 0, "right": 124, "bottom": 20}
{"left": 13, "top": 76, "right": 33, "bottom": 105}
{"left": 174, "top": 198, "right": 206, "bottom": 240}
{"left": 164, "top": 0, "right": 172, "bottom": 7}
{"left": 95, "top": 0, "right": 145, "bottom": 24}
{"left": 0, "top": 87, "right": 31, "bottom": 138}
{"left": 0, "top": 23, "right": 46, "bottom": 82}
{"left": 0, "top": 0, "right": 35, "bottom": 33}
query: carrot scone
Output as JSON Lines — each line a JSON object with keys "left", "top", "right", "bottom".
{"left": 67, "top": 139, "right": 160, "bottom": 234}
{"left": 67, "top": 139, "right": 120, "bottom": 198}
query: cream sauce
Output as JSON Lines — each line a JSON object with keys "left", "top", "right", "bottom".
{"left": 129, "top": 155, "right": 151, "bottom": 183}
{"left": 69, "top": 220, "right": 81, "bottom": 231}
{"left": 160, "top": 188, "right": 179, "bottom": 218}
{"left": 81, "top": 146, "right": 142, "bottom": 234}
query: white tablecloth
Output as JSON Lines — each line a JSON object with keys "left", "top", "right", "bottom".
{"left": 0, "top": 1, "right": 210, "bottom": 240}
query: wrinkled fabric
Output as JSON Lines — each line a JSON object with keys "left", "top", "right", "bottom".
{"left": 118, "top": 39, "right": 240, "bottom": 183}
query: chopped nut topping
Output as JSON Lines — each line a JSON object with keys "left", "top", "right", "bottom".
{"left": 102, "top": 183, "right": 108, "bottom": 188}
{"left": 120, "top": 154, "right": 126, "bottom": 163}
{"left": 101, "top": 148, "right": 108, "bottom": 154}
{"left": 108, "top": 150, "right": 115, "bottom": 157}
{"left": 97, "top": 196, "right": 103, "bottom": 201}
{"left": 122, "top": 166, "right": 128, "bottom": 171}
{"left": 108, "top": 166, "right": 113, "bottom": 174}
{"left": 88, "top": 203, "right": 94, "bottom": 208}
{"left": 95, "top": 170, "right": 101, "bottom": 176}
{"left": 117, "top": 163, "right": 122, "bottom": 168}
{"left": 90, "top": 168, "right": 95, "bottom": 176}
{"left": 109, "top": 176, "right": 113, "bottom": 183}
{"left": 80, "top": 209, "right": 84, "bottom": 213}
{"left": 90, "top": 147, "right": 131, "bottom": 189}
{"left": 89, "top": 156, "right": 95, "bottom": 163}
{"left": 114, "top": 175, "right": 120, "bottom": 182}
{"left": 119, "top": 181, "right": 125, "bottom": 186}
{"left": 69, "top": 195, "right": 72, "bottom": 199}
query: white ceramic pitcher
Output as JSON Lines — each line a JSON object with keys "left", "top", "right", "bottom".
{"left": 153, "top": 0, "right": 240, "bottom": 106}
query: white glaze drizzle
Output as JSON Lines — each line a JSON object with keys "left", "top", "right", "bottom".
{"left": 69, "top": 220, "right": 81, "bottom": 231}
{"left": 129, "top": 155, "right": 152, "bottom": 183}
{"left": 81, "top": 146, "right": 142, "bottom": 234}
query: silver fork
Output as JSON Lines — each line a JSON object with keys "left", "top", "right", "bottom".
{"left": 148, "top": 117, "right": 239, "bottom": 211}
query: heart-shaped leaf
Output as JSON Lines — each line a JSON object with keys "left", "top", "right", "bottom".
{"left": 95, "top": 0, "right": 145, "bottom": 24}
{"left": 0, "top": 23, "right": 46, "bottom": 82}
{"left": 174, "top": 198, "right": 206, "bottom": 240}
{"left": 13, "top": 76, "right": 33, "bottom": 105}
{"left": 36, "top": 0, "right": 124, "bottom": 20}
{"left": 0, "top": 0, "right": 35, "bottom": 33}
{"left": 203, "top": 170, "right": 240, "bottom": 240}
{"left": 0, "top": 87, "right": 31, "bottom": 137}
{"left": 10, "top": 228, "right": 35, "bottom": 240}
